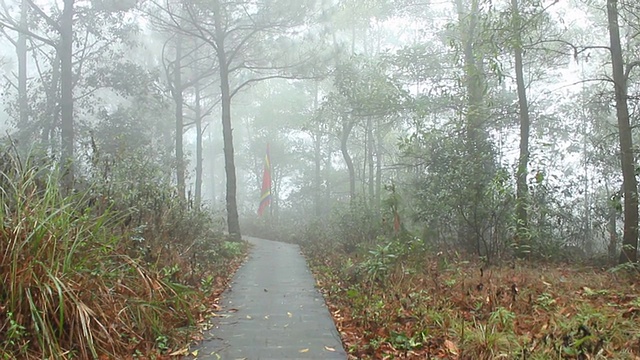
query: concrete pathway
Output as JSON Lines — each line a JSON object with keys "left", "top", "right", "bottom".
{"left": 188, "top": 236, "right": 347, "bottom": 360}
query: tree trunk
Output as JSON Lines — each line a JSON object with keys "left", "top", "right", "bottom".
{"left": 325, "top": 150, "right": 332, "bottom": 206}
{"left": 375, "top": 117, "right": 382, "bottom": 211}
{"left": 457, "top": 0, "right": 483, "bottom": 138}
{"left": 607, "top": 0, "right": 638, "bottom": 264}
{"left": 208, "top": 126, "right": 216, "bottom": 204}
{"left": 608, "top": 185, "right": 620, "bottom": 261}
{"left": 512, "top": 0, "right": 531, "bottom": 246}
{"left": 367, "top": 116, "right": 375, "bottom": 207}
{"left": 195, "top": 80, "right": 203, "bottom": 208}
{"left": 341, "top": 118, "right": 356, "bottom": 203}
{"left": 43, "top": 55, "right": 60, "bottom": 147}
{"left": 214, "top": 0, "right": 241, "bottom": 237}
{"left": 173, "top": 37, "right": 185, "bottom": 200}
{"left": 17, "top": 0, "right": 28, "bottom": 129}
{"left": 456, "top": 0, "right": 489, "bottom": 252}
{"left": 313, "top": 82, "right": 322, "bottom": 217}
{"left": 60, "top": 0, "right": 74, "bottom": 190}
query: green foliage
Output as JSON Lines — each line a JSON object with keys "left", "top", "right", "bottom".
{"left": 535, "top": 293, "right": 557, "bottom": 310}
{"left": 390, "top": 330, "right": 424, "bottom": 351}
{"left": 401, "top": 127, "right": 513, "bottom": 260}
{"left": 360, "top": 241, "right": 397, "bottom": 283}
{"left": 330, "top": 201, "right": 382, "bottom": 252}
{"left": 221, "top": 241, "right": 245, "bottom": 258}
{"left": 330, "top": 55, "right": 410, "bottom": 117}
{"left": 488, "top": 307, "right": 516, "bottom": 331}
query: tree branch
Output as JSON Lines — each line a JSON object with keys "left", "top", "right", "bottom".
{"left": 25, "top": 0, "right": 61, "bottom": 32}
{"left": 0, "top": 19, "right": 56, "bottom": 46}
{"left": 625, "top": 60, "right": 640, "bottom": 81}
{"left": 2, "top": 74, "right": 17, "bottom": 91}
{"left": 0, "top": 26, "right": 17, "bottom": 46}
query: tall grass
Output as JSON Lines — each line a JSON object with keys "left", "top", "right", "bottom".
{"left": 0, "top": 149, "right": 226, "bottom": 359}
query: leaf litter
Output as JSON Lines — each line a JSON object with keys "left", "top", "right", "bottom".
{"left": 305, "top": 244, "right": 640, "bottom": 359}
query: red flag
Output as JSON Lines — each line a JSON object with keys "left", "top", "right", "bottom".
{"left": 393, "top": 210, "right": 401, "bottom": 233}
{"left": 258, "top": 144, "right": 271, "bottom": 217}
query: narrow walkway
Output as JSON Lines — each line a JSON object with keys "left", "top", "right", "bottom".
{"left": 188, "top": 236, "right": 347, "bottom": 360}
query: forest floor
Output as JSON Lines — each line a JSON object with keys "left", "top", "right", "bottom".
{"left": 303, "top": 243, "right": 640, "bottom": 360}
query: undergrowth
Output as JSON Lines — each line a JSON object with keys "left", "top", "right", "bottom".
{"left": 0, "top": 149, "right": 246, "bottom": 359}
{"left": 304, "top": 234, "right": 640, "bottom": 359}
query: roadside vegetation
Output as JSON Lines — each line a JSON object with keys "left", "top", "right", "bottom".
{"left": 303, "top": 225, "right": 639, "bottom": 359}
{"left": 293, "top": 201, "right": 640, "bottom": 360}
{"left": 0, "top": 145, "right": 246, "bottom": 359}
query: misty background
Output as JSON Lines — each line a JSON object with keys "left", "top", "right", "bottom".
{"left": 0, "top": 0, "right": 637, "bottom": 262}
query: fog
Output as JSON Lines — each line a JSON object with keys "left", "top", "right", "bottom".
{"left": 0, "top": 0, "right": 637, "bottom": 261}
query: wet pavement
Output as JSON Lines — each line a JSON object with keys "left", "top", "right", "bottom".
{"left": 187, "top": 236, "right": 347, "bottom": 360}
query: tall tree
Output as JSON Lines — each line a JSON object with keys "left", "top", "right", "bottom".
{"left": 193, "top": 77, "right": 203, "bottom": 207}
{"left": 511, "top": 0, "right": 531, "bottom": 247}
{"left": 0, "top": 0, "right": 75, "bottom": 187}
{"left": 60, "top": 0, "right": 74, "bottom": 189}
{"left": 167, "top": 35, "right": 186, "bottom": 199}
{"left": 0, "top": 0, "right": 30, "bottom": 134}
{"left": 17, "top": 0, "right": 28, "bottom": 128}
{"left": 455, "top": 0, "right": 496, "bottom": 253}
{"left": 0, "top": 0, "right": 138, "bottom": 188}
{"left": 607, "top": 0, "right": 638, "bottom": 263}
{"left": 150, "top": 0, "right": 322, "bottom": 237}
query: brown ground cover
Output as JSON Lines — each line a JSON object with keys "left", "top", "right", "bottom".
{"left": 305, "top": 243, "right": 640, "bottom": 359}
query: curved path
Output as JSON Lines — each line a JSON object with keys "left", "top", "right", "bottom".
{"left": 188, "top": 236, "right": 347, "bottom": 360}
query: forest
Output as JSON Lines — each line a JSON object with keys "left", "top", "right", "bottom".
{"left": 0, "top": 0, "right": 639, "bottom": 358}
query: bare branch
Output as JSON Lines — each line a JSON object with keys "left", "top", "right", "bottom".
{"left": 161, "top": 35, "right": 177, "bottom": 94}
{"left": 226, "top": 27, "right": 261, "bottom": 64}
{"left": 25, "top": 0, "right": 60, "bottom": 31}
{"left": 3, "top": 74, "right": 17, "bottom": 90}
{"left": 526, "top": 39, "right": 610, "bottom": 60}
{"left": 75, "top": 86, "right": 102, "bottom": 101}
{"left": 0, "top": 26, "right": 17, "bottom": 46}
{"left": 230, "top": 72, "right": 322, "bottom": 98}
{"left": 0, "top": 19, "right": 56, "bottom": 46}
{"left": 625, "top": 60, "right": 640, "bottom": 81}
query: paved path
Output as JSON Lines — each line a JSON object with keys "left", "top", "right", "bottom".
{"left": 187, "top": 236, "right": 347, "bottom": 360}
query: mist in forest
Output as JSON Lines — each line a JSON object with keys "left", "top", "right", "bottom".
{"left": 0, "top": 0, "right": 637, "bottom": 262}
{"left": 1, "top": 0, "right": 640, "bottom": 358}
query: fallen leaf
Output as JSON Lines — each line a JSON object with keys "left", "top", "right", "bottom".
{"left": 444, "top": 339, "right": 458, "bottom": 355}
{"left": 246, "top": 315, "right": 252, "bottom": 319}
{"left": 191, "top": 349, "right": 199, "bottom": 356}
{"left": 168, "top": 348, "right": 189, "bottom": 356}
{"left": 287, "top": 312, "right": 293, "bottom": 318}
{"left": 299, "top": 348, "right": 309, "bottom": 353}
{"left": 324, "top": 346, "right": 336, "bottom": 352}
